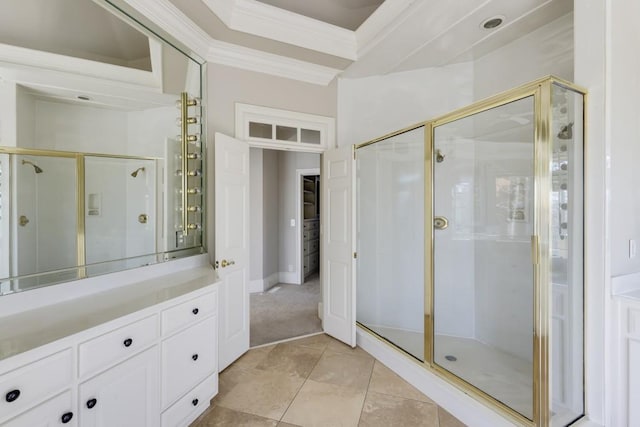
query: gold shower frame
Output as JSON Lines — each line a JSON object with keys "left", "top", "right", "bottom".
{"left": 354, "top": 76, "right": 587, "bottom": 427}
{"left": 0, "top": 147, "right": 160, "bottom": 282}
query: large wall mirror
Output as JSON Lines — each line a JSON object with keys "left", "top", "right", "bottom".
{"left": 0, "top": 0, "right": 205, "bottom": 295}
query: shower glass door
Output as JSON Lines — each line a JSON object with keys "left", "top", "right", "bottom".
{"left": 356, "top": 126, "right": 425, "bottom": 361}
{"left": 432, "top": 96, "right": 535, "bottom": 419}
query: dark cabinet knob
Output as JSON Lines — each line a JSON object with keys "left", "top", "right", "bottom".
{"left": 192, "top": 354, "right": 198, "bottom": 361}
{"left": 5, "top": 389, "right": 20, "bottom": 402}
{"left": 192, "top": 398, "right": 199, "bottom": 406}
{"left": 86, "top": 398, "right": 97, "bottom": 409}
{"left": 61, "top": 412, "right": 73, "bottom": 424}
{"left": 123, "top": 338, "right": 133, "bottom": 347}
{"left": 192, "top": 308, "right": 199, "bottom": 315}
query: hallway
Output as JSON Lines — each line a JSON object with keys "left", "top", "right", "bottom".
{"left": 192, "top": 333, "right": 466, "bottom": 426}
{"left": 250, "top": 274, "right": 322, "bottom": 347}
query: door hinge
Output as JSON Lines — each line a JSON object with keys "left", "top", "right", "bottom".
{"left": 353, "top": 252, "right": 357, "bottom": 259}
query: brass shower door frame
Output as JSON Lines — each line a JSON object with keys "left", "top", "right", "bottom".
{"left": 425, "top": 75, "right": 586, "bottom": 427}
{"left": 0, "top": 147, "right": 160, "bottom": 282}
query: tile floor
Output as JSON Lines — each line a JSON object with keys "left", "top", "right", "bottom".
{"left": 191, "top": 333, "right": 467, "bottom": 427}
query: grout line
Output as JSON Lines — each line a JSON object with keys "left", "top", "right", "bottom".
{"left": 356, "top": 358, "right": 376, "bottom": 424}
{"left": 250, "top": 331, "right": 325, "bottom": 349}
{"left": 277, "top": 336, "right": 329, "bottom": 423}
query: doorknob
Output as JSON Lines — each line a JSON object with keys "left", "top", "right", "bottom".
{"left": 19, "top": 215, "right": 30, "bottom": 227}
{"left": 434, "top": 216, "right": 449, "bottom": 230}
{"left": 220, "top": 259, "right": 235, "bottom": 268}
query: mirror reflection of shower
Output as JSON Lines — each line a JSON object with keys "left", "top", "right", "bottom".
{"left": 22, "top": 160, "right": 43, "bottom": 174}
{"left": 131, "top": 167, "right": 145, "bottom": 178}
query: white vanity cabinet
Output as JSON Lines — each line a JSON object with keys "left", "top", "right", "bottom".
{"left": 0, "top": 267, "right": 219, "bottom": 427}
{"left": 614, "top": 296, "right": 640, "bottom": 427}
{"left": 79, "top": 347, "right": 159, "bottom": 427}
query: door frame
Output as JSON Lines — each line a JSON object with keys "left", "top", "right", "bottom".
{"left": 296, "top": 168, "right": 320, "bottom": 285}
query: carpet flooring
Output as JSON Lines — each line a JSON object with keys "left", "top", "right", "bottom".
{"left": 250, "top": 274, "right": 321, "bottom": 347}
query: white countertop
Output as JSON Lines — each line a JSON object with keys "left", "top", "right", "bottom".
{"left": 0, "top": 266, "right": 218, "bottom": 361}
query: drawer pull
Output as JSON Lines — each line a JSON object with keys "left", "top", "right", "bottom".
{"left": 192, "top": 308, "right": 199, "bottom": 315}
{"left": 192, "top": 398, "right": 199, "bottom": 406}
{"left": 86, "top": 398, "right": 97, "bottom": 409}
{"left": 61, "top": 412, "right": 74, "bottom": 424}
{"left": 123, "top": 338, "right": 133, "bottom": 347}
{"left": 192, "top": 354, "right": 199, "bottom": 361}
{"left": 5, "top": 389, "right": 20, "bottom": 402}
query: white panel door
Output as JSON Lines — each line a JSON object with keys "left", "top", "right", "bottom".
{"left": 215, "top": 132, "right": 250, "bottom": 371}
{"left": 322, "top": 146, "right": 355, "bottom": 346}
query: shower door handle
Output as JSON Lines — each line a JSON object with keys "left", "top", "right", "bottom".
{"left": 434, "top": 216, "right": 449, "bottom": 230}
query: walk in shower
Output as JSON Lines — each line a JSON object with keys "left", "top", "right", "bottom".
{"left": 355, "top": 77, "right": 585, "bottom": 427}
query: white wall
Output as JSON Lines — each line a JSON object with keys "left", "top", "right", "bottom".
{"left": 0, "top": 81, "right": 17, "bottom": 147}
{"left": 33, "top": 100, "right": 127, "bottom": 153}
{"left": 609, "top": 1, "right": 640, "bottom": 277}
{"left": 338, "top": 13, "right": 574, "bottom": 146}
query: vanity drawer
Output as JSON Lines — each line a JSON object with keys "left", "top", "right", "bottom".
{"left": 161, "top": 373, "right": 217, "bottom": 427}
{"left": 3, "top": 391, "right": 74, "bottom": 427}
{"left": 0, "top": 349, "right": 72, "bottom": 424}
{"left": 303, "top": 230, "right": 310, "bottom": 241}
{"left": 303, "top": 241, "right": 310, "bottom": 255}
{"left": 310, "top": 229, "right": 320, "bottom": 240}
{"left": 161, "top": 316, "right": 217, "bottom": 408}
{"left": 162, "top": 291, "right": 217, "bottom": 337}
{"left": 79, "top": 315, "right": 158, "bottom": 378}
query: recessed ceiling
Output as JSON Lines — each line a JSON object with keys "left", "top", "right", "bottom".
{"left": 254, "top": 0, "right": 385, "bottom": 30}
{"left": 0, "top": 0, "right": 152, "bottom": 70}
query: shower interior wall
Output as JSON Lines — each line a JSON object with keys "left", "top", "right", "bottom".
{"left": 4, "top": 84, "right": 174, "bottom": 282}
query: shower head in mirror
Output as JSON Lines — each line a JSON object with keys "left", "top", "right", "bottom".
{"left": 131, "top": 167, "right": 145, "bottom": 177}
{"left": 22, "top": 159, "right": 43, "bottom": 174}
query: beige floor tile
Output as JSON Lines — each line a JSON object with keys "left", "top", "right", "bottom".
{"left": 194, "top": 405, "right": 278, "bottom": 426}
{"left": 368, "top": 361, "right": 433, "bottom": 403}
{"left": 216, "top": 368, "right": 305, "bottom": 420}
{"left": 287, "top": 333, "right": 333, "bottom": 351}
{"left": 358, "top": 391, "right": 439, "bottom": 427}
{"left": 213, "top": 363, "right": 253, "bottom": 403}
{"left": 227, "top": 345, "right": 276, "bottom": 371}
{"left": 326, "top": 339, "right": 374, "bottom": 360}
{"left": 255, "top": 342, "right": 324, "bottom": 378}
{"left": 277, "top": 423, "right": 301, "bottom": 427}
{"left": 438, "top": 407, "right": 467, "bottom": 427}
{"left": 308, "top": 350, "right": 374, "bottom": 392}
{"left": 281, "top": 379, "right": 366, "bottom": 427}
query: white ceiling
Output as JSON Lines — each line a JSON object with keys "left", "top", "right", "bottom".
{"left": 0, "top": 0, "right": 575, "bottom": 85}
{"left": 255, "top": 0, "right": 385, "bottom": 30}
{"left": 0, "top": 0, "right": 152, "bottom": 70}
{"left": 186, "top": 0, "right": 573, "bottom": 78}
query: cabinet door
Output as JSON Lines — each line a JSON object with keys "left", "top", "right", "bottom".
{"left": 2, "top": 391, "right": 75, "bottom": 427}
{"left": 79, "top": 347, "right": 159, "bottom": 427}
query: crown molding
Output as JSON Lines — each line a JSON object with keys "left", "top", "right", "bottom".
{"left": 208, "top": 40, "right": 340, "bottom": 86}
{"left": 120, "top": 0, "right": 341, "bottom": 85}
{"left": 202, "top": 0, "right": 357, "bottom": 60}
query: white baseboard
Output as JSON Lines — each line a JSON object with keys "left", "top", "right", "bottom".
{"left": 249, "top": 272, "right": 280, "bottom": 293}
{"left": 278, "top": 271, "right": 298, "bottom": 285}
{"left": 318, "top": 302, "right": 323, "bottom": 320}
{"left": 356, "top": 327, "right": 516, "bottom": 427}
